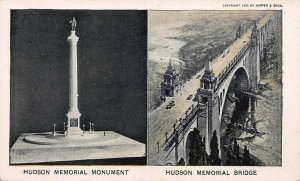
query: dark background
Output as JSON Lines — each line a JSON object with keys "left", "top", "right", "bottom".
{"left": 10, "top": 10, "right": 147, "bottom": 148}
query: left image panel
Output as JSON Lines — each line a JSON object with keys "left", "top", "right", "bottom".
{"left": 10, "top": 10, "right": 147, "bottom": 165}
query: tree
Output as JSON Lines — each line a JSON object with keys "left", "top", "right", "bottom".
{"left": 242, "top": 145, "right": 251, "bottom": 165}
{"left": 225, "top": 145, "right": 234, "bottom": 166}
{"left": 188, "top": 129, "right": 197, "bottom": 165}
{"left": 177, "top": 157, "right": 185, "bottom": 166}
{"left": 195, "top": 133, "right": 206, "bottom": 165}
{"left": 202, "top": 136, "right": 209, "bottom": 165}
{"left": 188, "top": 128, "right": 202, "bottom": 165}
{"left": 188, "top": 128, "right": 209, "bottom": 166}
{"left": 209, "top": 130, "right": 221, "bottom": 165}
{"left": 233, "top": 138, "right": 241, "bottom": 165}
{"left": 188, "top": 146, "right": 196, "bottom": 165}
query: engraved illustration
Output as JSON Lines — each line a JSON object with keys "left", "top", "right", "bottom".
{"left": 10, "top": 10, "right": 147, "bottom": 165}
{"left": 147, "top": 10, "right": 282, "bottom": 166}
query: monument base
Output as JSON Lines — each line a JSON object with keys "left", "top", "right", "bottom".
{"left": 10, "top": 131, "right": 145, "bottom": 164}
{"left": 67, "top": 127, "right": 83, "bottom": 136}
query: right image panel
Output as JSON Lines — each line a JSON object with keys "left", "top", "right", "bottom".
{"left": 147, "top": 10, "right": 282, "bottom": 166}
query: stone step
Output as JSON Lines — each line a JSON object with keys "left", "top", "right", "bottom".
{"left": 67, "top": 127, "right": 83, "bottom": 135}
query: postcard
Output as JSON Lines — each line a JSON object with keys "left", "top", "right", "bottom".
{"left": 0, "top": 0, "right": 299, "bottom": 181}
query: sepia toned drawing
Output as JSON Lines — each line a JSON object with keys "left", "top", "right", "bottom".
{"left": 10, "top": 10, "right": 147, "bottom": 165}
{"left": 147, "top": 10, "right": 282, "bottom": 166}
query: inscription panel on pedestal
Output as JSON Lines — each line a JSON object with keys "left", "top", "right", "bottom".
{"left": 70, "top": 118, "right": 78, "bottom": 127}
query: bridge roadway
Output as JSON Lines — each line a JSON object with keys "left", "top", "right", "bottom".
{"left": 147, "top": 70, "right": 203, "bottom": 164}
{"left": 212, "top": 12, "right": 273, "bottom": 78}
{"left": 147, "top": 12, "right": 274, "bottom": 165}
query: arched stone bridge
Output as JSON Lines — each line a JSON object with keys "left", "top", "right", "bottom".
{"left": 147, "top": 12, "right": 281, "bottom": 165}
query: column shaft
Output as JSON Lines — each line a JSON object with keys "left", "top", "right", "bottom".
{"left": 69, "top": 39, "right": 79, "bottom": 111}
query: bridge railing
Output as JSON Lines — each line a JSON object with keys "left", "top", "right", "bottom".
{"left": 155, "top": 102, "right": 208, "bottom": 164}
{"left": 158, "top": 103, "right": 206, "bottom": 155}
{"left": 173, "top": 104, "right": 207, "bottom": 144}
{"left": 214, "top": 39, "right": 252, "bottom": 91}
{"left": 215, "top": 13, "right": 274, "bottom": 90}
{"left": 158, "top": 36, "right": 253, "bottom": 157}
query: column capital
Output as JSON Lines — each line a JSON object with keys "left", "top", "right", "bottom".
{"left": 68, "top": 31, "right": 79, "bottom": 41}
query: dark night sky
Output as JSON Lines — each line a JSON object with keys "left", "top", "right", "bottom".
{"left": 10, "top": 10, "right": 147, "bottom": 147}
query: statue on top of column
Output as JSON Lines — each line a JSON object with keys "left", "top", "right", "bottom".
{"left": 69, "top": 17, "right": 77, "bottom": 31}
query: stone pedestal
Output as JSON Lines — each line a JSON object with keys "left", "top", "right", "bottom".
{"left": 10, "top": 131, "right": 146, "bottom": 164}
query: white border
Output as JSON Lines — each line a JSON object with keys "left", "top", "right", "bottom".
{"left": 1, "top": 0, "right": 300, "bottom": 181}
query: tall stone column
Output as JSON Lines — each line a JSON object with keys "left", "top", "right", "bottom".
{"left": 66, "top": 30, "right": 82, "bottom": 135}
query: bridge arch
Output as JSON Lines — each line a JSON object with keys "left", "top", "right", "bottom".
{"left": 219, "top": 66, "right": 250, "bottom": 122}
{"left": 217, "top": 66, "right": 251, "bottom": 159}
{"left": 183, "top": 126, "right": 199, "bottom": 165}
{"left": 163, "top": 159, "right": 176, "bottom": 166}
{"left": 184, "top": 129, "right": 194, "bottom": 165}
